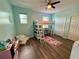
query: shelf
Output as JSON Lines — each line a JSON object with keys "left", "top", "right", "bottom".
{"left": 33, "top": 21, "right": 44, "bottom": 40}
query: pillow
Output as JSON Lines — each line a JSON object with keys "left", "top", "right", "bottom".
{"left": 16, "top": 34, "right": 26, "bottom": 39}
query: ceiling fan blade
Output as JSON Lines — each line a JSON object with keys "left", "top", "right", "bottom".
{"left": 51, "top": 1, "right": 60, "bottom": 5}
{"left": 51, "top": 5, "right": 55, "bottom": 8}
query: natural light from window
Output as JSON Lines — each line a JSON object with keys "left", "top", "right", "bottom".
{"left": 42, "top": 16, "right": 49, "bottom": 28}
{"left": 0, "top": 12, "right": 10, "bottom": 24}
{"left": 19, "top": 14, "right": 27, "bottom": 24}
{"left": 43, "top": 16, "right": 49, "bottom": 21}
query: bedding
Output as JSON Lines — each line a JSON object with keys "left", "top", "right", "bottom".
{"left": 16, "top": 34, "right": 29, "bottom": 45}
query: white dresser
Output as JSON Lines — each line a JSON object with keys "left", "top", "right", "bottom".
{"left": 70, "top": 40, "right": 79, "bottom": 59}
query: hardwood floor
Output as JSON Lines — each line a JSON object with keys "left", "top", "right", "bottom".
{"left": 18, "top": 35, "right": 74, "bottom": 59}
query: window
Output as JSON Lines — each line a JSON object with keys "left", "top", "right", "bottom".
{"left": 19, "top": 14, "right": 27, "bottom": 24}
{"left": 43, "top": 16, "right": 49, "bottom": 21}
{"left": 42, "top": 16, "right": 49, "bottom": 28}
{"left": 0, "top": 12, "right": 10, "bottom": 24}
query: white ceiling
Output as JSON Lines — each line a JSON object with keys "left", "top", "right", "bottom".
{"left": 9, "top": 0, "right": 79, "bottom": 14}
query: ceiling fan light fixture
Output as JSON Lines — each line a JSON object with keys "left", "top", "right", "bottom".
{"left": 47, "top": 4, "right": 52, "bottom": 9}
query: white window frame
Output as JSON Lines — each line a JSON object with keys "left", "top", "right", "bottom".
{"left": 19, "top": 14, "right": 28, "bottom": 24}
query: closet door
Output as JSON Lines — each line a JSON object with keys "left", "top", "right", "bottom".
{"left": 54, "top": 17, "right": 66, "bottom": 37}
{"left": 68, "top": 15, "right": 79, "bottom": 41}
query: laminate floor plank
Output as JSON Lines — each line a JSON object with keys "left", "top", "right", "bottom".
{"left": 18, "top": 35, "right": 74, "bottom": 59}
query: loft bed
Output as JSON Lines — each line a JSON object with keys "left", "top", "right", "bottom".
{"left": 33, "top": 20, "right": 54, "bottom": 41}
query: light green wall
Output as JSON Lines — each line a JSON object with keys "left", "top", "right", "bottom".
{"left": 53, "top": 5, "right": 79, "bottom": 39}
{"left": 12, "top": 5, "right": 52, "bottom": 37}
{"left": 0, "top": 0, "right": 15, "bottom": 41}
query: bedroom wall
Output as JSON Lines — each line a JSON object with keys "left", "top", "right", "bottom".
{"left": 53, "top": 5, "right": 79, "bottom": 41}
{"left": 12, "top": 5, "right": 52, "bottom": 37}
{"left": 0, "top": 0, "right": 15, "bottom": 41}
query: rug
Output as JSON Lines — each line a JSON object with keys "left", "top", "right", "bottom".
{"left": 43, "top": 36, "right": 62, "bottom": 47}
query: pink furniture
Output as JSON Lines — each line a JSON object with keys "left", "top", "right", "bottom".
{"left": 0, "top": 49, "right": 12, "bottom": 59}
{"left": 0, "top": 40, "right": 19, "bottom": 59}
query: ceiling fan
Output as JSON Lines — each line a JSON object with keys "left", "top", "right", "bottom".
{"left": 44, "top": 0, "right": 60, "bottom": 9}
